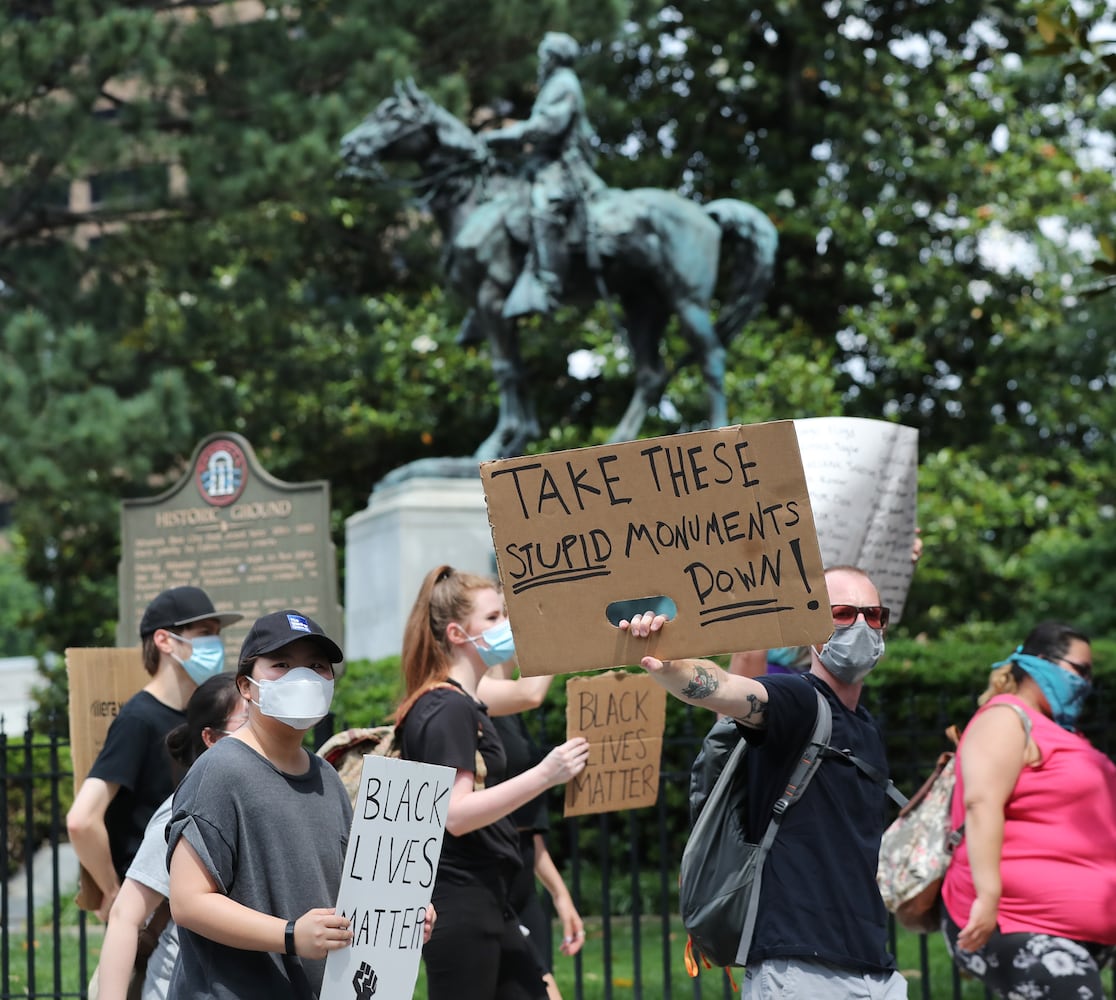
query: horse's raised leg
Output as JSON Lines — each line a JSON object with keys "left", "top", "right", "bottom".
{"left": 472, "top": 282, "right": 540, "bottom": 461}
{"left": 676, "top": 299, "right": 728, "bottom": 428}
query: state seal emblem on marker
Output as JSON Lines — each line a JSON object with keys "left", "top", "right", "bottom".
{"left": 195, "top": 437, "right": 248, "bottom": 507}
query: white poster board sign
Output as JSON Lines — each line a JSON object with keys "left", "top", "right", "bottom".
{"left": 793, "top": 418, "right": 919, "bottom": 621}
{"left": 321, "top": 755, "right": 455, "bottom": 1000}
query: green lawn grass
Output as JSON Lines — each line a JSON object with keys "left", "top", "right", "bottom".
{"left": 4, "top": 895, "right": 103, "bottom": 997}
{"left": 7, "top": 899, "right": 983, "bottom": 1000}
{"left": 413, "top": 913, "right": 985, "bottom": 1000}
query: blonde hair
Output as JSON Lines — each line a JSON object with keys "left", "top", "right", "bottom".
{"left": 395, "top": 564, "right": 499, "bottom": 722}
{"left": 977, "top": 662, "right": 1020, "bottom": 706}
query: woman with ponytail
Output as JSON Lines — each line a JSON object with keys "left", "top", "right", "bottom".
{"left": 397, "top": 565, "right": 589, "bottom": 1000}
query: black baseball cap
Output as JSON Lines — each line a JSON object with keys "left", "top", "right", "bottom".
{"left": 139, "top": 586, "right": 243, "bottom": 638}
{"left": 238, "top": 610, "right": 344, "bottom": 666}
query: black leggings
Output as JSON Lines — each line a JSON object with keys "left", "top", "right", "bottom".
{"left": 942, "top": 909, "right": 1112, "bottom": 999}
{"left": 423, "top": 874, "right": 547, "bottom": 1000}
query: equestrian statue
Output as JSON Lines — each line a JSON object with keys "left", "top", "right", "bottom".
{"left": 341, "top": 32, "right": 778, "bottom": 462}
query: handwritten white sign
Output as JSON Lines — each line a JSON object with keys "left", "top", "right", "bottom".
{"left": 321, "top": 755, "right": 455, "bottom": 1000}
{"left": 793, "top": 417, "right": 919, "bottom": 621}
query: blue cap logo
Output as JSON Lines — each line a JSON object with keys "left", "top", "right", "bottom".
{"left": 286, "top": 614, "right": 311, "bottom": 633}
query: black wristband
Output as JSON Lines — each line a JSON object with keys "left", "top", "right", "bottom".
{"left": 284, "top": 919, "right": 297, "bottom": 956}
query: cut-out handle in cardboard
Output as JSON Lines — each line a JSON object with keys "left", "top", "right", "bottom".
{"left": 605, "top": 596, "right": 677, "bottom": 626}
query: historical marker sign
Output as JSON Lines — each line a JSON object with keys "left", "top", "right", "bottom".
{"left": 118, "top": 432, "right": 342, "bottom": 659}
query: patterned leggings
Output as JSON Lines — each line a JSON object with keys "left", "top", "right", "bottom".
{"left": 942, "top": 910, "right": 1113, "bottom": 999}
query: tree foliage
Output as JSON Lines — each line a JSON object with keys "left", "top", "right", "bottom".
{"left": 1, "top": 0, "right": 1114, "bottom": 666}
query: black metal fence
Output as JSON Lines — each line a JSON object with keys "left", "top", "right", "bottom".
{"left": 3, "top": 694, "right": 1113, "bottom": 1000}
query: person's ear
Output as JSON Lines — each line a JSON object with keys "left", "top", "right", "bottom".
{"left": 201, "top": 726, "right": 221, "bottom": 749}
{"left": 446, "top": 622, "right": 471, "bottom": 647}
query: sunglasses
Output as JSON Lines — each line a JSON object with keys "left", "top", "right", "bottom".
{"left": 1054, "top": 655, "right": 1093, "bottom": 681}
{"left": 831, "top": 604, "right": 890, "bottom": 629}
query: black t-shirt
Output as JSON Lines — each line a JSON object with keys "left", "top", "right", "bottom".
{"left": 88, "top": 690, "right": 186, "bottom": 879}
{"left": 492, "top": 714, "right": 549, "bottom": 834}
{"left": 738, "top": 673, "right": 896, "bottom": 973}
{"left": 400, "top": 681, "right": 521, "bottom": 882}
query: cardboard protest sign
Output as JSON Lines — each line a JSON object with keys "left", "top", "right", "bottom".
{"left": 321, "top": 755, "right": 455, "bottom": 1000}
{"left": 480, "top": 422, "right": 831, "bottom": 674}
{"left": 793, "top": 418, "right": 919, "bottom": 621}
{"left": 564, "top": 671, "right": 667, "bottom": 817}
{"left": 65, "top": 646, "right": 148, "bottom": 911}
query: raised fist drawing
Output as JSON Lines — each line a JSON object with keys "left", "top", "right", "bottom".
{"left": 352, "top": 961, "right": 378, "bottom": 999}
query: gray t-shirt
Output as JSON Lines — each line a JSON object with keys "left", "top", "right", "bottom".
{"left": 125, "top": 795, "right": 176, "bottom": 1000}
{"left": 166, "top": 738, "right": 353, "bottom": 1000}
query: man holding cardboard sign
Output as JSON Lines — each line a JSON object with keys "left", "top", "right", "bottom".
{"left": 67, "top": 586, "right": 242, "bottom": 921}
{"left": 624, "top": 566, "right": 908, "bottom": 1000}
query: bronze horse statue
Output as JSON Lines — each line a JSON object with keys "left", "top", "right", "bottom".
{"left": 341, "top": 81, "right": 778, "bottom": 461}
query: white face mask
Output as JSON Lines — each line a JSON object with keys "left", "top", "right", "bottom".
{"left": 246, "top": 667, "right": 334, "bottom": 731}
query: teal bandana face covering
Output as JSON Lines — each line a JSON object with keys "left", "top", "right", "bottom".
{"left": 996, "top": 648, "right": 1091, "bottom": 731}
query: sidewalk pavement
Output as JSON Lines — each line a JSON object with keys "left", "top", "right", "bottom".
{"left": 3, "top": 841, "right": 79, "bottom": 935}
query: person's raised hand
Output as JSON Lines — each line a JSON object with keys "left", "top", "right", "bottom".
{"left": 618, "top": 611, "right": 668, "bottom": 639}
{"left": 539, "top": 737, "right": 590, "bottom": 786}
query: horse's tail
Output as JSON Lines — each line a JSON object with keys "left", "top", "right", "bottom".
{"left": 705, "top": 200, "right": 779, "bottom": 345}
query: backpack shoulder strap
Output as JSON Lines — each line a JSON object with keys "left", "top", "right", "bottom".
{"left": 822, "top": 746, "right": 909, "bottom": 808}
{"left": 736, "top": 688, "right": 831, "bottom": 963}
{"left": 416, "top": 680, "right": 488, "bottom": 790}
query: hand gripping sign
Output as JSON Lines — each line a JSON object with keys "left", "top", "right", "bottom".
{"left": 479, "top": 422, "right": 832, "bottom": 676}
{"left": 321, "top": 756, "right": 455, "bottom": 1000}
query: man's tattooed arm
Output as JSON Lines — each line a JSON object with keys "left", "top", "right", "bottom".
{"left": 733, "top": 693, "right": 768, "bottom": 727}
{"left": 676, "top": 663, "right": 769, "bottom": 726}
{"left": 679, "top": 663, "right": 719, "bottom": 700}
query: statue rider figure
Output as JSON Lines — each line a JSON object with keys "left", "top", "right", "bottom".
{"left": 483, "top": 32, "right": 605, "bottom": 319}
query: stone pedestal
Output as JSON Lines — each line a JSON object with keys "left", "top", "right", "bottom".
{"left": 344, "top": 477, "right": 496, "bottom": 662}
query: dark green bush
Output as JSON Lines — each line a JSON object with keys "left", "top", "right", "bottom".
{"left": 324, "top": 630, "right": 1116, "bottom": 911}
{"left": 2, "top": 733, "right": 74, "bottom": 879}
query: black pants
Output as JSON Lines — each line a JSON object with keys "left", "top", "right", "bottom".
{"left": 506, "top": 830, "right": 553, "bottom": 972}
{"left": 424, "top": 873, "right": 547, "bottom": 1000}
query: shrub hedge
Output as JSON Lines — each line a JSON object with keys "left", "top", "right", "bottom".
{"left": 328, "top": 627, "right": 1115, "bottom": 873}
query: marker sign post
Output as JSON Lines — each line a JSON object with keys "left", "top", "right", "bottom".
{"left": 321, "top": 756, "right": 455, "bottom": 1000}
{"left": 479, "top": 422, "right": 832, "bottom": 675}
{"left": 564, "top": 671, "right": 667, "bottom": 817}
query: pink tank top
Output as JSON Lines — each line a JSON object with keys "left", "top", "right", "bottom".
{"left": 942, "top": 694, "right": 1116, "bottom": 943}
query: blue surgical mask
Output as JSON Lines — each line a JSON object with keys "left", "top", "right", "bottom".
{"left": 168, "top": 633, "right": 226, "bottom": 685}
{"left": 467, "top": 619, "right": 516, "bottom": 668}
{"left": 997, "top": 648, "right": 1091, "bottom": 731}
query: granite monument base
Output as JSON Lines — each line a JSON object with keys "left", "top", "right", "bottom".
{"left": 344, "top": 475, "right": 496, "bottom": 662}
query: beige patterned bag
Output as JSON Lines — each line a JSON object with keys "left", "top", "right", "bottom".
{"left": 876, "top": 727, "right": 961, "bottom": 933}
